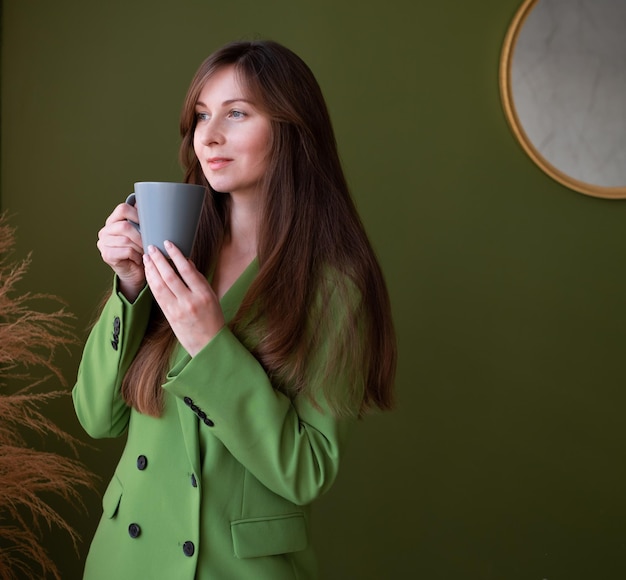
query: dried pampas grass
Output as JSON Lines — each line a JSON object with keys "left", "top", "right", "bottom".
{"left": 0, "top": 213, "right": 96, "bottom": 579}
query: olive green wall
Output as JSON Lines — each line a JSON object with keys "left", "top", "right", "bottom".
{"left": 3, "top": 0, "right": 626, "bottom": 578}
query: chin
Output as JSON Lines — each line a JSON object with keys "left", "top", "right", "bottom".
{"left": 205, "top": 178, "right": 230, "bottom": 194}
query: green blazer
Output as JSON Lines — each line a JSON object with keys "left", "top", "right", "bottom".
{"left": 72, "top": 260, "right": 356, "bottom": 579}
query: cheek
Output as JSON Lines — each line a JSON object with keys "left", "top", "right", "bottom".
{"left": 249, "top": 132, "right": 272, "bottom": 167}
{"left": 240, "top": 119, "right": 271, "bottom": 158}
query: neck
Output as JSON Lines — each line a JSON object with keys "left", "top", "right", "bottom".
{"left": 227, "top": 193, "right": 259, "bottom": 257}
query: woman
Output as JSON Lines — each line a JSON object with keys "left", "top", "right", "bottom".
{"left": 73, "top": 39, "right": 396, "bottom": 579}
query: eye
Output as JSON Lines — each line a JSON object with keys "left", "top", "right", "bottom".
{"left": 229, "top": 110, "right": 246, "bottom": 119}
{"left": 195, "top": 112, "right": 210, "bottom": 122}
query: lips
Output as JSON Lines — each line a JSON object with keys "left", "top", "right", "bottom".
{"left": 206, "top": 157, "right": 232, "bottom": 171}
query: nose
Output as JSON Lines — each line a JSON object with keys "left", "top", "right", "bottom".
{"left": 195, "top": 117, "right": 224, "bottom": 146}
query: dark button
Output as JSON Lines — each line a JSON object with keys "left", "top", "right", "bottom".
{"left": 184, "top": 397, "right": 193, "bottom": 407}
{"left": 191, "top": 474, "right": 197, "bottom": 488}
{"left": 203, "top": 417, "right": 215, "bottom": 427}
{"left": 111, "top": 317, "right": 120, "bottom": 350}
{"left": 197, "top": 410, "right": 207, "bottom": 420}
{"left": 190, "top": 404, "right": 199, "bottom": 413}
{"left": 128, "top": 523, "right": 141, "bottom": 538}
{"left": 182, "top": 541, "right": 195, "bottom": 557}
{"left": 137, "top": 455, "right": 148, "bottom": 470}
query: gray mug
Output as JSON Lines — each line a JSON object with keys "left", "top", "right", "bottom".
{"left": 126, "top": 181, "right": 206, "bottom": 258}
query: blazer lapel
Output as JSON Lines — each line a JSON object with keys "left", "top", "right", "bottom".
{"left": 219, "top": 258, "right": 259, "bottom": 323}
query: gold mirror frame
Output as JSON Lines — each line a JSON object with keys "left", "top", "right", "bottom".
{"left": 499, "top": 0, "right": 626, "bottom": 200}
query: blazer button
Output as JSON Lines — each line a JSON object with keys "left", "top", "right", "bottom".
{"left": 137, "top": 455, "right": 148, "bottom": 470}
{"left": 128, "top": 523, "right": 141, "bottom": 538}
{"left": 191, "top": 474, "right": 198, "bottom": 488}
{"left": 184, "top": 397, "right": 193, "bottom": 407}
{"left": 111, "top": 317, "right": 121, "bottom": 350}
{"left": 203, "top": 417, "right": 214, "bottom": 427}
{"left": 182, "top": 541, "right": 195, "bottom": 557}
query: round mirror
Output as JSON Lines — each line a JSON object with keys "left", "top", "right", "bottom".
{"left": 500, "top": 0, "right": 626, "bottom": 199}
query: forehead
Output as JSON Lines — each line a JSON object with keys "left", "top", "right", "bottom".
{"left": 197, "top": 65, "right": 249, "bottom": 102}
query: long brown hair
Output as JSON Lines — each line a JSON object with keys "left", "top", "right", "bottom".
{"left": 122, "top": 40, "right": 396, "bottom": 418}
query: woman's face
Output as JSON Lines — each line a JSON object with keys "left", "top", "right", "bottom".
{"left": 193, "top": 65, "right": 272, "bottom": 199}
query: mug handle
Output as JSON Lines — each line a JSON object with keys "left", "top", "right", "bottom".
{"left": 125, "top": 193, "right": 140, "bottom": 232}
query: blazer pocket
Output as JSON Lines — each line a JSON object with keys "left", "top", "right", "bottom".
{"left": 102, "top": 474, "right": 123, "bottom": 519}
{"left": 231, "top": 513, "right": 308, "bottom": 559}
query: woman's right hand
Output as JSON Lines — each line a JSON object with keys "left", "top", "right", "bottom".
{"left": 97, "top": 202, "right": 145, "bottom": 302}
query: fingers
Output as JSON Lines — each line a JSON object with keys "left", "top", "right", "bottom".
{"left": 143, "top": 244, "right": 188, "bottom": 299}
{"left": 97, "top": 203, "right": 146, "bottom": 298}
{"left": 98, "top": 227, "right": 143, "bottom": 257}
{"left": 163, "top": 241, "right": 206, "bottom": 291}
{"left": 98, "top": 204, "right": 143, "bottom": 257}
{"left": 143, "top": 243, "right": 224, "bottom": 356}
{"left": 105, "top": 202, "right": 139, "bottom": 226}
{"left": 146, "top": 242, "right": 206, "bottom": 289}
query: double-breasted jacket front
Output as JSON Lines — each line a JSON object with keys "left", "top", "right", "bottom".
{"left": 72, "top": 260, "right": 357, "bottom": 579}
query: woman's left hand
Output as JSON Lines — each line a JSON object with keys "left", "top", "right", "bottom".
{"left": 143, "top": 241, "right": 225, "bottom": 356}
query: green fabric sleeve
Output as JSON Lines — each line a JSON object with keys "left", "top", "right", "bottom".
{"left": 163, "top": 319, "right": 357, "bottom": 506}
{"left": 72, "top": 279, "right": 152, "bottom": 439}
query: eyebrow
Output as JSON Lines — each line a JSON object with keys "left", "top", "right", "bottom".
{"left": 195, "top": 98, "right": 254, "bottom": 108}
